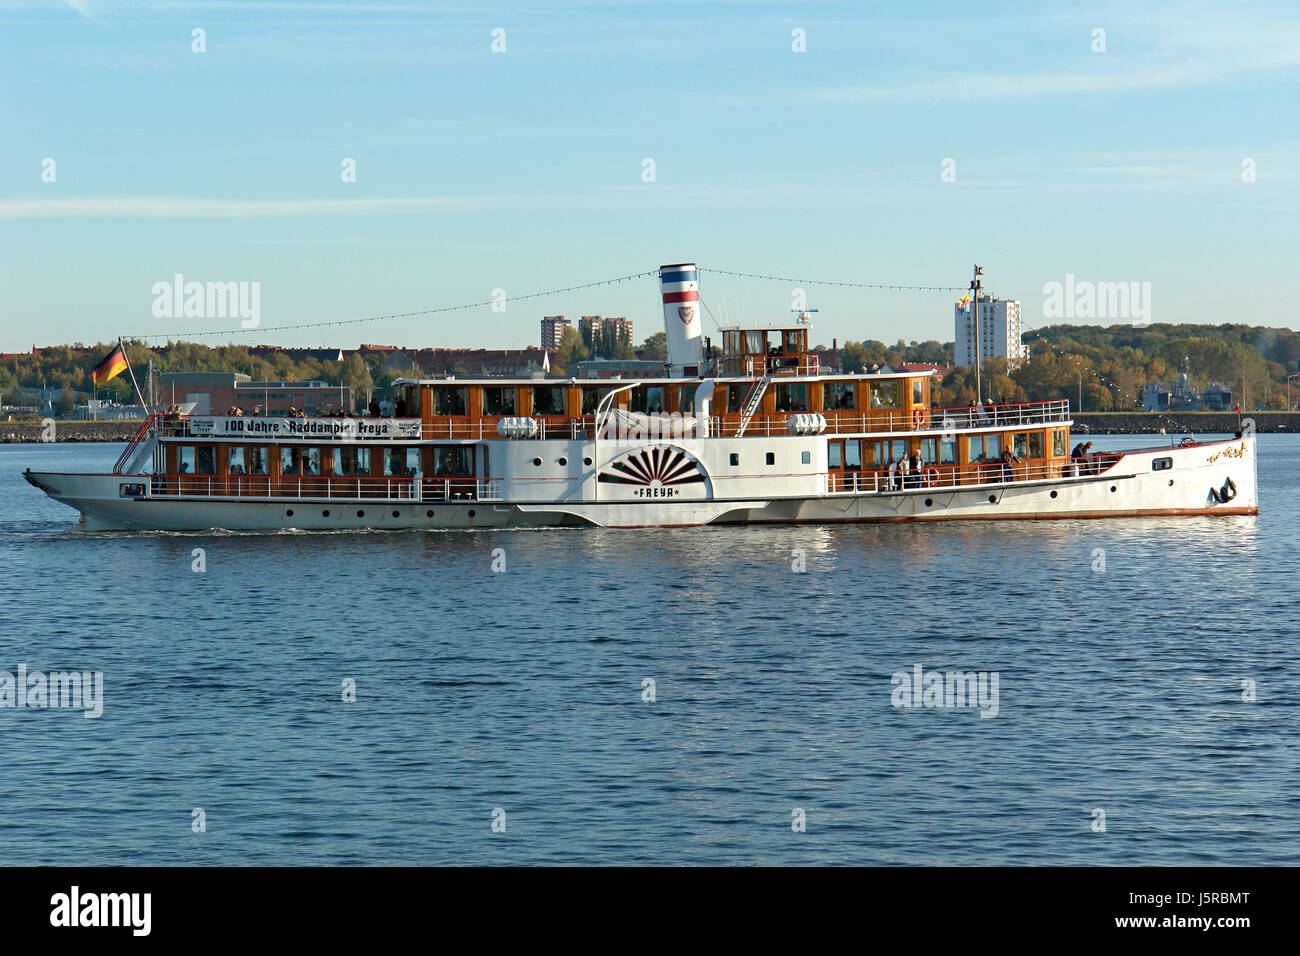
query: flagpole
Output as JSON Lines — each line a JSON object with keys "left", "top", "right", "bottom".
{"left": 117, "top": 338, "right": 149, "bottom": 412}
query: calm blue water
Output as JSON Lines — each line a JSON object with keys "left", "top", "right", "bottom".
{"left": 0, "top": 435, "right": 1296, "bottom": 865}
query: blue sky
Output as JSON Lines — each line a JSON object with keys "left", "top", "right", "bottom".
{"left": 2, "top": 0, "right": 1298, "bottom": 353}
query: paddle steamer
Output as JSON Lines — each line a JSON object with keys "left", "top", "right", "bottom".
{"left": 25, "top": 263, "right": 1258, "bottom": 530}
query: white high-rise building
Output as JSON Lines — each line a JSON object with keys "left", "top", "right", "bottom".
{"left": 954, "top": 294, "right": 1028, "bottom": 370}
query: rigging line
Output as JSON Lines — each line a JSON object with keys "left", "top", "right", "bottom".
{"left": 124, "top": 270, "right": 660, "bottom": 342}
{"left": 698, "top": 268, "right": 965, "bottom": 293}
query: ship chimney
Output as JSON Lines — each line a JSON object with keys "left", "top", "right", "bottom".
{"left": 659, "top": 262, "right": 704, "bottom": 377}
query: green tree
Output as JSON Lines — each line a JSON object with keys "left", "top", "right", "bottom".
{"left": 554, "top": 327, "right": 589, "bottom": 375}
{"left": 637, "top": 332, "right": 667, "bottom": 361}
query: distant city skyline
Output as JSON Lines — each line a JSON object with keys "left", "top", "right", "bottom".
{"left": 2, "top": 1, "right": 1298, "bottom": 352}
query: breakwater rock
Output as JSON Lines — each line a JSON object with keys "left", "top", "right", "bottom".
{"left": 0, "top": 420, "right": 143, "bottom": 443}
{"left": 1073, "top": 412, "right": 1296, "bottom": 434}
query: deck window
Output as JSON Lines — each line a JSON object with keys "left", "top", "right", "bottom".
{"left": 823, "top": 381, "right": 856, "bottom": 410}
{"left": 630, "top": 386, "right": 665, "bottom": 414}
{"left": 744, "top": 330, "right": 766, "bottom": 353}
{"left": 725, "top": 383, "right": 749, "bottom": 413}
{"left": 829, "top": 443, "right": 842, "bottom": 468}
{"left": 870, "top": 381, "right": 902, "bottom": 409}
{"left": 433, "top": 446, "right": 472, "bottom": 476}
{"left": 1053, "top": 430, "right": 1067, "bottom": 457}
{"left": 1152, "top": 457, "right": 1173, "bottom": 471}
{"left": 969, "top": 434, "right": 1001, "bottom": 463}
{"left": 581, "top": 387, "right": 612, "bottom": 415}
{"left": 939, "top": 436, "right": 957, "bottom": 465}
{"left": 430, "top": 387, "right": 467, "bottom": 416}
{"left": 676, "top": 386, "right": 696, "bottom": 414}
{"left": 912, "top": 379, "right": 924, "bottom": 405}
{"left": 178, "top": 446, "right": 196, "bottom": 475}
{"left": 195, "top": 446, "right": 215, "bottom": 475}
{"left": 227, "top": 446, "right": 247, "bottom": 475}
{"left": 532, "top": 386, "right": 565, "bottom": 416}
{"left": 1012, "top": 431, "right": 1044, "bottom": 459}
{"left": 333, "top": 446, "right": 370, "bottom": 476}
{"left": 281, "top": 447, "right": 321, "bottom": 476}
{"left": 249, "top": 446, "right": 268, "bottom": 476}
{"left": 845, "top": 440, "right": 862, "bottom": 469}
{"left": 920, "top": 437, "right": 938, "bottom": 464}
{"left": 775, "top": 383, "right": 809, "bottom": 413}
{"left": 482, "top": 387, "right": 516, "bottom": 416}
{"left": 385, "top": 447, "right": 420, "bottom": 476}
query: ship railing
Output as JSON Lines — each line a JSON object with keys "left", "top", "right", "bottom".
{"left": 742, "top": 355, "right": 819, "bottom": 377}
{"left": 145, "top": 475, "right": 502, "bottom": 502}
{"left": 714, "top": 399, "right": 1072, "bottom": 437}
{"left": 826, "top": 453, "right": 1123, "bottom": 494}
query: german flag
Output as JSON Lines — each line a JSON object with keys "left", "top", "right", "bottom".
{"left": 91, "top": 342, "right": 129, "bottom": 387}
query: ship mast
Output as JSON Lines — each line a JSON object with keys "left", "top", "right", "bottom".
{"left": 971, "top": 264, "right": 984, "bottom": 405}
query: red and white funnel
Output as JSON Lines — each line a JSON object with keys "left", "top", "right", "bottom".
{"left": 659, "top": 262, "right": 704, "bottom": 377}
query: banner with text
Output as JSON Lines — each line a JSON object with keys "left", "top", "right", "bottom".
{"left": 187, "top": 417, "right": 422, "bottom": 440}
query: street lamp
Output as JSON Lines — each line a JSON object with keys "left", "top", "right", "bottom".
{"left": 1287, "top": 373, "right": 1300, "bottom": 412}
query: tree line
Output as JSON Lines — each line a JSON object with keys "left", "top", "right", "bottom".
{"left": 4, "top": 322, "right": 1298, "bottom": 415}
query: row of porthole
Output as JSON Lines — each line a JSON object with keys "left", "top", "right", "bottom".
{"left": 533, "top": 456, "right": 592, "bottom": 467}
{"left": 284, "top": 508, "right": 476, "bottom": 519}
{"left": 919, "top": 485, "right": 1124, "bottom": 508}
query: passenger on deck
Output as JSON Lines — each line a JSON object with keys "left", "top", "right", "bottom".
{"left": 368, "top": 398, "right": 380, "bottom": 417}
{"left": 909, "top": 450, "right": 923, "bottom": 487}
{"left": 898, "top": 454, "right": 911, "bottom": 490}
{"left": 887, "top": 456, "right": 898, "bottom": 491}
{"left": 1000, "top": 446, "right": 1017, "bottom": 483}
{"left": 1080, "top": 441, "right": 1094, "bottom": 475}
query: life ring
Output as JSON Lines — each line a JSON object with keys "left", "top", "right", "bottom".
{"left": 924, "top": 466, "right": 939, "bottom": 487}
{"left": 913, "top": 409, "right": 925, "bottom": 430}
{"left": 1210, "top": 476, "right": 1237, "bottom": 504}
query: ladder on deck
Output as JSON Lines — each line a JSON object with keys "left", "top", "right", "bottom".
{"left": 114, "top": 412, "right": 159, "bottom": 474}
{"left": 735, "top": 374, "right": 771, "bottom": 436}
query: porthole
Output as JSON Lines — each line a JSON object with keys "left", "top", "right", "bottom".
{"left": 322, "top": 509, "right": 330, "bottom": 517}
{"left": 1110, "top": 485, "right": 1117, "bottom": 493}
{"left": 426, "top": 509, "right": 434, "bottom": 517}
{"left": 765, "top": 452, "right": 775, "bottom": 466}
{"left": 357, "top": 510, "right": 365, "bottom": 517}
{"left": 1168, "top": 479, "right": 1174, "bottom": 486}
{"left": 558, "top": 457, "right": 568, "bottom": 466}
{"left": 533, "top": 457, "right": 542, "bottom": 467}
{"left": 1050, "top": 490, "right": 1058, "bottom": 499}
{"left": 468, "top": 509, "right": 476, "bottom": 518}
{"left": 988, "top": 494, "right": 997, "bottom": 504}
{"left": 285, "top": 509, "right": 294, "bottom": 517}
{"left": 924, "top": 498, "right": 933, "bottom": 507}
{"left": 392, "top": 510, "right": 400, "bottom": 518}
{"left": 583, "top": 457, "right": 592, "bottom": 466}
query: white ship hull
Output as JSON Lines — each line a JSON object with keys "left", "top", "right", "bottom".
{"left": 25, "top": 435, "right": 1258, "bottom": 531}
